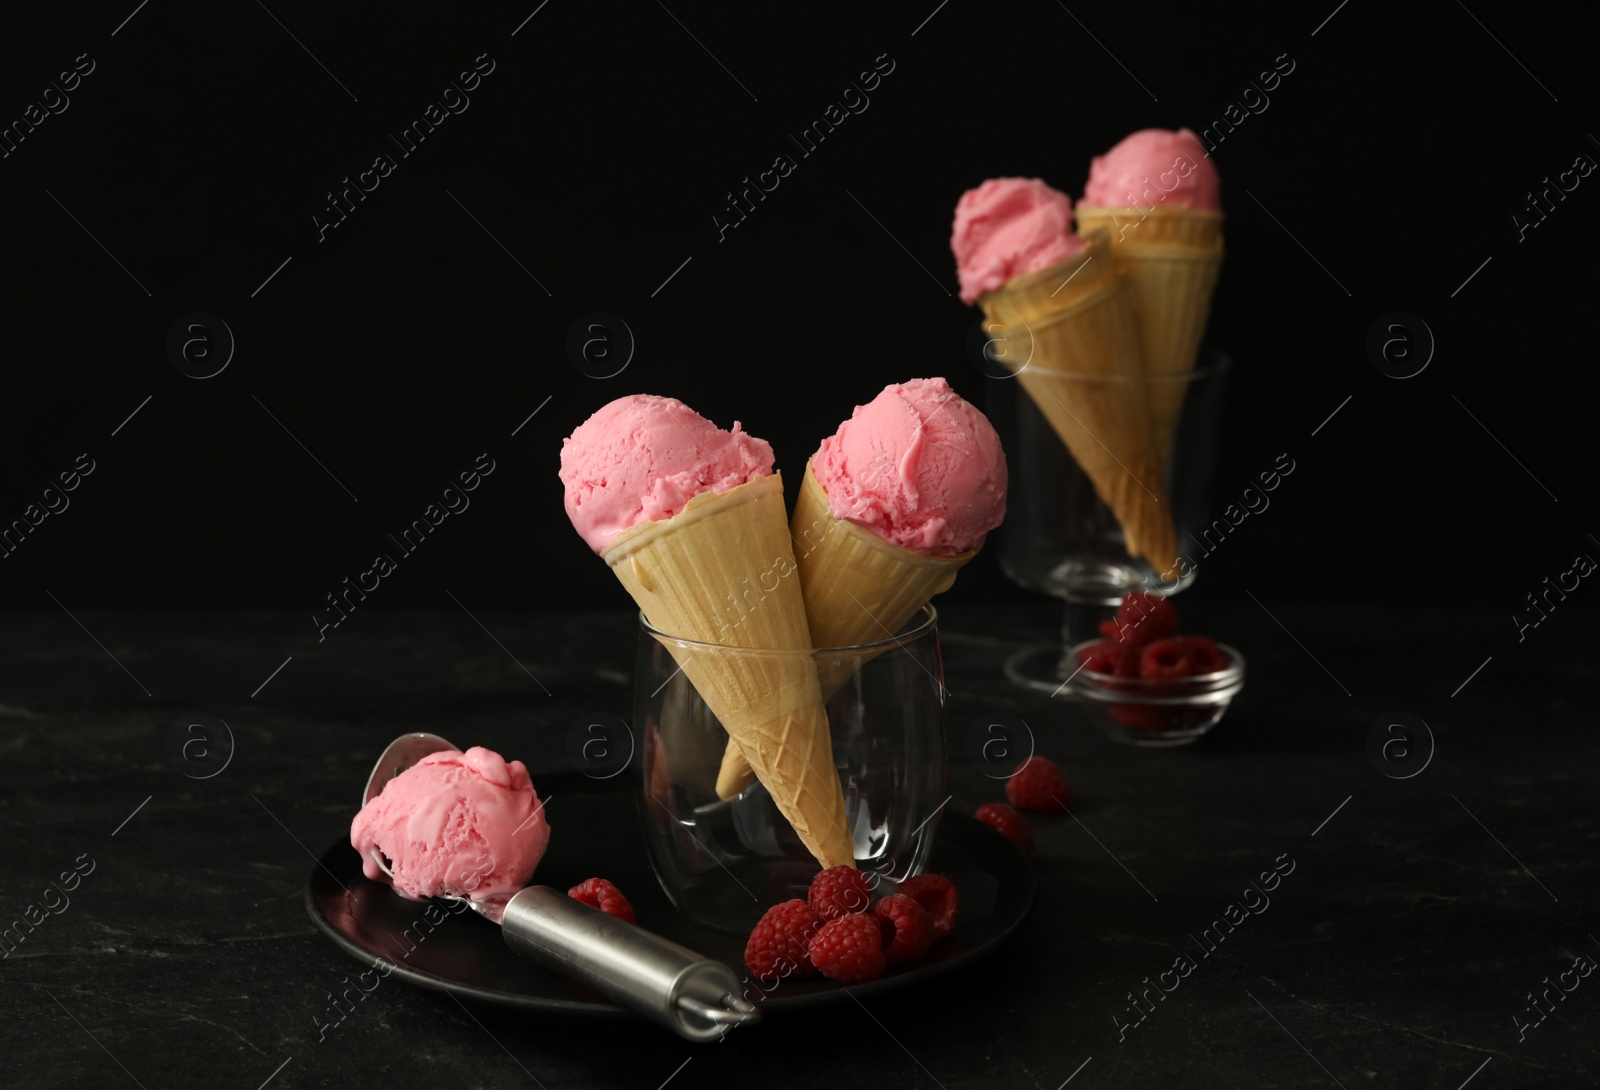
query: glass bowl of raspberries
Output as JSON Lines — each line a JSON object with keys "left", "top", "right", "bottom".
{"left": 1065, "top": 592, "right": 1244, "bottom": 746}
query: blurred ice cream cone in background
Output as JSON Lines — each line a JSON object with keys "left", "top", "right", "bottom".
{"left": 952, "top": 177, "right": 1177, "bottom": 572}
{"left": 1075, "top": 128, "right": 1224, "bottom": 465}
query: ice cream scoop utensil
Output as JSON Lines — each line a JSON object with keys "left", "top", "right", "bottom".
{"left": 363, "top": 732, "right": 459, "bottom": 805}
{"left": 360, "top": 733, "right": 757, "bottom": 1040}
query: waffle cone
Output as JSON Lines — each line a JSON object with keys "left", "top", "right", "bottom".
{"left": 976, "top": 230, "right": 1115, "bottom": 327}
{"left": 1075, "top": 204, "right": 1222, "bottom": 248}
{"left": 602, "top": 473, "right": 854, "bottom": 868}
{"left": 1006, "top": 272, "right": 1178, "bottom": 572}
{"left": 715, "top": 464, "right": 971, "bottom": 797}
{"left": 1075, "top": 205, "right": 1224, "bottom": 462}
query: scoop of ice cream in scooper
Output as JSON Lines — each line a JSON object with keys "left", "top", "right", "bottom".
{"left": 351, "top": 733, "right": 757, "bottom": 1040}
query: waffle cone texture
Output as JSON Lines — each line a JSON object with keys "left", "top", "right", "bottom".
{"left": 602, "top": 473, "right": 854, "bottom": 869}
{"left": 714, "top": 464, "right": 971, "bottom": 797}
{"left": 1074, "top": 205, "right": 1224, "bottom": 464}
{"left": 979, "top": 262, "right": 1178, "bottom": 573}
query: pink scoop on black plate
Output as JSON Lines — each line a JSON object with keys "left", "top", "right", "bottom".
{"left": 352, "top": 733, "right": 756, "bottom": 1041}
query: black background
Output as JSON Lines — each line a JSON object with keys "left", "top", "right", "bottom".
{"left": 4, "top": 7, "right": 1599, "bottom": 1088}
{"left": 1, "top": 0, "right": 1594, "bottom": 622}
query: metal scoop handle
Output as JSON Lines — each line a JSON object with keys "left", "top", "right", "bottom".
{"left": 501, "top": 886, "right": 755, "bottom": 1040}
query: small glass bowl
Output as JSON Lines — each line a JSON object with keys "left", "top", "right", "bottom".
{"left": 1064, "top": 640, "right": 1245, "bottom": 747}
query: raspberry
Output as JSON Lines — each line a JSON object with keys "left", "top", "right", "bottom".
{"left": 1140, "top": 637, "right": 1193, "bottom": 680}
{"left": 1080, "top": 639, "right": 1140, "bottom": 695}
{"left": 1102, "top": 592, "right": 1179, "bottom": 647}
{"left": 974, "top": 803, "right": 1034, "bottom": 855}
{"left": 896, "top": 874, "right": 959, "bottom": 938}
{"left": 744, "top": 898, "right": 821, "bottom": 979}
{"left": 872, "top": 894, "right": 936, "bottom": 965}
{"left": 1076, "top": 639, "right": 1134, "bottom": 676}
{"left": 807, "top": 913, "right": 886, "bottom": 983}
{"left": 808, "top": 865, "right": 873, "bottom": 921}
{"left": 1006, "top": 755, "right": 1070, "bottom": 812}
{"left": 1183, "top": 636, "right": 1229, "bottom": 675}
{"left": 567, "top": 878, "right": 635, "bottom": 923}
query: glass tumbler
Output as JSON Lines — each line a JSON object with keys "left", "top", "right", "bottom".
{"left": 987, "top": 351, "right": 1230, "bottom": 695}
{"left": 637, "top": 606, "right": 946, "bottom": 934}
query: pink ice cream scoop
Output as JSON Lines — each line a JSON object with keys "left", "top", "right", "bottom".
{"left": 1082, "top": 128, "right": 1221, "bottom": 211}
{"left": 350, "top": 745, "right": 550, "bottom": 901}
{"left": 559, "top": 394, "right": 774, "bottom": 552}
{"left": 812, "top": 377, "right": 1006, "bottom": 556}
{"left": 951, "top": 177, "right": 1087, "bottom": 305}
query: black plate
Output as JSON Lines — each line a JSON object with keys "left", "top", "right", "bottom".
{"left": 306, "top": 791, "right": 1035, "bottom": 1017}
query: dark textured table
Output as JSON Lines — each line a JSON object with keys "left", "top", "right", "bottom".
{"left": 2, "top": 602, "right": 1595, "bottom": 1089}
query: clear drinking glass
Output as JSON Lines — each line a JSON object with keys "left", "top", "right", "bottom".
{"left": 987, "top": 351, "right": 1231, "bottom": 696}
{"left": 637, "top": 606, "right": 946, "bottom": 934}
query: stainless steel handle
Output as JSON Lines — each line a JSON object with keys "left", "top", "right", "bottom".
{"left": 500, "top": 887, "right": 758, "bottom": 1041}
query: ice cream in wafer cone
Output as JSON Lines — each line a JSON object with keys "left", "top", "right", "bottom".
{"left": 1078, "top": 129, "right": 1225, "bottom": 465}
{"left": 561, "top": 396, "right": 854, "bottom": 870}
{"left": 1004, "top": 279, "right": 1176, "bottom": 570}
{"left": 715, "top": 379, "right": 1007, "bottom": 797}
{"left": 953, "top": 178, "right": 1177, "bottom": 571}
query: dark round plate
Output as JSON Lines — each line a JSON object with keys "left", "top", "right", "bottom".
{"left": 306, "top": 792, "right": 1035, "bottom": 1017}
